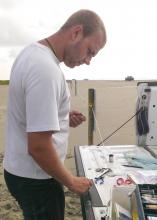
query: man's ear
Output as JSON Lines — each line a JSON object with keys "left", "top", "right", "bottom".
{"left": 71, "top": 25, "right": 83, "bottom": 42}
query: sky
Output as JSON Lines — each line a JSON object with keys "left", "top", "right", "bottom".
{"left": 0, "top": 0, "right": 157, "bottom": 80}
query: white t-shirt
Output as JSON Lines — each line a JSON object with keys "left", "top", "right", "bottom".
{"left": 3, "top": 42, "right": 70, "bottom": 179}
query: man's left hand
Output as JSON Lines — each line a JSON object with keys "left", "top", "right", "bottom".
{"left": 69, "top": 111, "right": 86, "bottom": 127}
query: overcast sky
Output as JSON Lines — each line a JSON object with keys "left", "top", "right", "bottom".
{"left": 0, "top": 0, "right": 157, "bottom": 80}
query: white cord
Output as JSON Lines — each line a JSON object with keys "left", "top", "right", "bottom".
{"left": 76, "top": 90, "right": 104, "bottom": 147}
{"left": 91, "top": 107, "right": 105, "bottom": 147}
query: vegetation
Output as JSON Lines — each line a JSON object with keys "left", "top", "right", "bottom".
{"left": 125, "top": 76, "right": 134, "bottom": 81}
{"left": 0, "top": 80, "right": 9, "bottom": 85}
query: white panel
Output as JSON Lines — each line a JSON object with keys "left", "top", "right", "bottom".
{"left": 146, "top": 87, "right": 157, "bottom": 145}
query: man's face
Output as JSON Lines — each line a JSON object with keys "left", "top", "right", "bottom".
{"left": 63, "top": 31, "right": 105, "bottom": 68}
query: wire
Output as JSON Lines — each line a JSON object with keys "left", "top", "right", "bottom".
{"left": 91, "top": 107, "right": 104, "bottom": 147}
{"left": 68, "top": 81, "right": 142, "bottom": 147}
{"left": 97, "top": 108, "right": 142, "bottom": 146}
{"left": 74, "top": 88, "right": 104, "bottom": 146}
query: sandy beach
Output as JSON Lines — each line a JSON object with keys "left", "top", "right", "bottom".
{"left": 0, "top": 80, "right": 139, "bottom": 219}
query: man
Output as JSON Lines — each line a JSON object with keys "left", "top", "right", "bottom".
{"left": 3, "top": 9, "right": 106, "bottom": 220}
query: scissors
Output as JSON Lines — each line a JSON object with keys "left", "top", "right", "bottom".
{"left": 116, "top": 177, "right": 133, "bottom": 186}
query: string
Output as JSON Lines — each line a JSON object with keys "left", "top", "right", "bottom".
{"left": 73, "top": 86, "right": 104, "bottom": 146}
{"left": 45, "top": 38, "right": 57, "bottom": 57}
{"left": 97, "top": 108, "right": 142, "bottom": 146}
{"left": 91, "top": 107, "right": 105, "bottom": 147}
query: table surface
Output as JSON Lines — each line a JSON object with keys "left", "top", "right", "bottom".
{"left": 74, "top": 145, "right": 156, "bottom": 220}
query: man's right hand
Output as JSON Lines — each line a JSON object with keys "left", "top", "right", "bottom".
{"left": 28, "top": 132, "right": 92, "bottom": 195}
{"left": 67, "top": 176, "right": 93, "bottom": 195}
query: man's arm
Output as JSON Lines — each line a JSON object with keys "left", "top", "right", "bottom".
{"left": 28, "top": 131, "right": 92, "bottom": 194}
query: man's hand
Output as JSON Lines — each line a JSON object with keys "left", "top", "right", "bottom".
{"left": 28, "top": 131, "right": 92, "bottom": 195}
{"left": 69, "top": 110, "right": 86, "bottom": 127}
{"left": 68, "top": 176, "right": 93, "bottom": 195}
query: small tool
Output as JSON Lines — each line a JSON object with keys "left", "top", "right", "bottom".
{"left": 95, "top": 168, "right": 107, "bottom": 172}
{"left": 95, "top": 168, "right": 111, "bottom": 184}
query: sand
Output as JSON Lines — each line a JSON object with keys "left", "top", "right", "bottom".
{"left": 0, "top": 80, "right": 139, "bottom": 219}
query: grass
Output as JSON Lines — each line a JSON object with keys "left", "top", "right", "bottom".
{"left": 0, "top": 80, "right": 9, "bottom": 85}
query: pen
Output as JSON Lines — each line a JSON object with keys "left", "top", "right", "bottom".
{"left": 122, "top": 164, "right": 143, "bottom": 168}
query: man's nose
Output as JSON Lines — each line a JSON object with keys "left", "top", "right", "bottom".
{"left": 84, "top": 57, "right": 92, "bottom": 65}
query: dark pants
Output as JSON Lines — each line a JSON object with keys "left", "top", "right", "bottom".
{"left": 4, "top": 170, "right": 65, "bottom": 220}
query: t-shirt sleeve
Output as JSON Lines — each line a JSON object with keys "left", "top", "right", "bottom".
{"left": 25, "top": 62, "right": 61, "bottom": 132}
